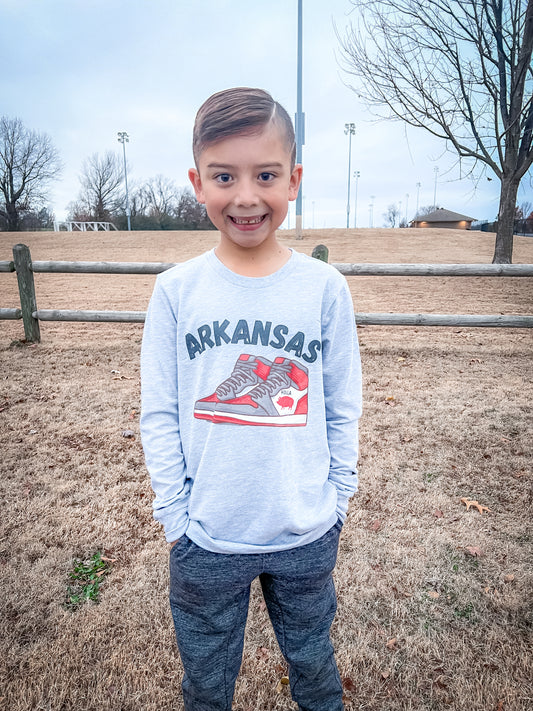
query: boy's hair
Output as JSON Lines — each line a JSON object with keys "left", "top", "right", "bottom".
{"left": 192, "top": 87, "right": 296, "bottom": 169}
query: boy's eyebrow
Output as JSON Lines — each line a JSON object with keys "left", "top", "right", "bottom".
{"left": 206, "top": 162, "right": 285, "bottom": 170}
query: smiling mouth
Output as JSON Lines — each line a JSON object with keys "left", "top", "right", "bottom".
{"left": 229, "top": 215, "right": 267, "bottom": 225}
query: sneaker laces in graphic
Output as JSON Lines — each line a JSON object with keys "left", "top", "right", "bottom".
{"left": 215, "top": 357, "right": 270, "bottom": 399}
{"left": 242, "top": 362, "right": 293, "bottom": 405}
{"left": 214, "top": 358, "right": 309, "bottom": 426}
{"left": 194, "top": 355, "right": 272, "bottom": 420}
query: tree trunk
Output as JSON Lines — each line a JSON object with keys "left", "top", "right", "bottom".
{"left": 6, "top": 202, "right": 19, "bottom": 232}
{"left": 492, "top": 176, "right": 519, "bottom": 264}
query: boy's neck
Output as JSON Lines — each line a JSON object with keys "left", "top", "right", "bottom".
{"left": 214, "top": 239, "right": 292, "bottom": 277}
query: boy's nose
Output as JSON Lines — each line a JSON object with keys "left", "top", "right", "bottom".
{"left": 233, "top": 179, "right": 259, "bottom": 207}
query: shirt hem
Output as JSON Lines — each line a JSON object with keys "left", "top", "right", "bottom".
{"left": 185, "top": 515, "right": 338, "bottom": 555}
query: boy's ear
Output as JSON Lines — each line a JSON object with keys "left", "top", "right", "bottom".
{"left": 288, "top": 164, "right": 303, "bottom": 201}
{"left": 188, "top": 168, "right": 205, "bottom": 204}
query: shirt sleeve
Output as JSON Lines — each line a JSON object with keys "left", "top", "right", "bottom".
{"left": 321, "top": 276, "right": 362, "bottom": 521}
{"left": 140, "top": 276, "right": 190, "bottom": 541}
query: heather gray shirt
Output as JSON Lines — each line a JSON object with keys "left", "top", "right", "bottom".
{"left": 140, "top": 249, "right": 362, "bottom": 553}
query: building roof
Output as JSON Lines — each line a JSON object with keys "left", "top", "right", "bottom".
{"left": 414, "top": 208, "right": 475, "bottom": 222}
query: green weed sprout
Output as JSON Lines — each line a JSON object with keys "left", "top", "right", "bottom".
{"left": 66, "top": 551, "right": 111, "bottom": 610}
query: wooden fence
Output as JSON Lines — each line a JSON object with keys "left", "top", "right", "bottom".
{"left": 1, "top": 243, "right": 532, "bottom": 343}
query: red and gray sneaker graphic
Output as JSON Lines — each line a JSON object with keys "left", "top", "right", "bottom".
{"left": 213, "top": 357, "right": 308, "bottom": 427}
{"left": 194, "top": 354, "right": 272, "bottom": 421}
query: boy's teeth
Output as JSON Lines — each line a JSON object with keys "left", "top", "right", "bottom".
{"left": 232, "top": 216, "right": 263, "bottom": 224}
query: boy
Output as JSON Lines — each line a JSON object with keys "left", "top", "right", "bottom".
{"left": 140, "top": 87, "right": 362, "bottom": 711}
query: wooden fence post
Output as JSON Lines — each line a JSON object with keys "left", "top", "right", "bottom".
{"left": 12, "top": 243, "right": 41, "bottom": 343}
{"left": 312, "top": 244, "right": 329, "bottom": 262}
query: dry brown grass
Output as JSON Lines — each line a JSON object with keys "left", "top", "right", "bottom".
{"left": 1, "top": 228, "right": 532, "bottom": 710}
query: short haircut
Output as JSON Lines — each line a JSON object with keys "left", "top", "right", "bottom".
{"left": 192, "top": 87, "right": 296, "bottom": 169}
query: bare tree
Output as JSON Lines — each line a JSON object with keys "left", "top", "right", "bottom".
{"left": 0, "top": 117, "right": 62, "bottom": 231}
{"left": 338, "top": 0, "right": 533, "bottom": 263}
{"left": 416, "top": 205, "right": 439, "bottom": 218}
{"left": 384, "top": 203, "right": 401, "bottom": 227}
{"left": 175, "top": 188, "right": 212, "bottom": 228}
{"left": 75, "top": 151, "right": 124, "bottom": 221}
{"left": 518, "top": 199, "right": 532, "bottom": 217}
{"left": 115, "top": 181, "right": 212, "bottom": 230}
{"left": 139, "top": 175, "right": 179, "bottom": 228}
{"left": 516, "top": 199, "right": 533, "bottom": 231}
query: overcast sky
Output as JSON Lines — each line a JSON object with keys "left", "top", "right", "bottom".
{"left": 3, "top": 0, "right": 525, "bottom": 228}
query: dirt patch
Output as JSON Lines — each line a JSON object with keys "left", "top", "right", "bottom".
{"left": 0, "top": 229, "right": 532, "bottom": 710}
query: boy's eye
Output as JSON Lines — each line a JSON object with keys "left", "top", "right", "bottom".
{"left": 258, "top": 172, "right": 275, "bottom": 182}
{"left": 215, "top": 173, "right": 232, "bottom": 183}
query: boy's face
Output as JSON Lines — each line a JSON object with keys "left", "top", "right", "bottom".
{"left": 189, "top": 123, "right": 302, "bottom": 256}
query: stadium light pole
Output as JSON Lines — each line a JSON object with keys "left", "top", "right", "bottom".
{"left": 433, "top": 166, "right": 439, "bottom": 208}
{"left": 344, "top": 123, "right": 356, "bottom": 228}
{"left": 117, "top": 131, "right": 131, "bottom": 231}
{"left": 353, "top": 170, "right": 360, "bottom": 228}
{"left": 295, "top": 0, "right": 304, "bottom": 239}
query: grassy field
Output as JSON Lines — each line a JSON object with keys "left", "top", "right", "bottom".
{"left": 1, "top": 228, "right": 532, "bottom": 710}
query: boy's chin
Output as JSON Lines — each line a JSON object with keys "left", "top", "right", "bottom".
{"left": 219, "top": 229, "right": 279, "bottom": 251}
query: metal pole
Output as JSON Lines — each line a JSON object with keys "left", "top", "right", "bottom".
{"left": 416, "top": 182, "right": 421, "bottom": 216}
{"left": 295, "top": 0, "right": 304, "bottom": 239}
{"left": 353, "top": 171, "right": 360, "bottom": 228}
{"left": 344, "top": 123, "right": 355, "bottom": 228}
{"left": 118, "top": 131, "right": 131, "bottom": 231}
{"left": 433, "top": 166, "right": 439, "bottom": 208}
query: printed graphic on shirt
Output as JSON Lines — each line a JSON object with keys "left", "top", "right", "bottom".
{"left": 185, "top": 319, "right": 321, "bottom": 363}
{"left": 194, "top": 354, "right": 308, "bottom": 427}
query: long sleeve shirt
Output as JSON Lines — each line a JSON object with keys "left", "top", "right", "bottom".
{"left": 140, "top": 248, "right": 362, "bottom": 554}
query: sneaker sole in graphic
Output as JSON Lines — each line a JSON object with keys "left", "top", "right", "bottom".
{"left": 213, "top": 411, "right": 307, "bottom": 426}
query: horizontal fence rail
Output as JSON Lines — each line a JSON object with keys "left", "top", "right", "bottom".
{"left": 35, "top": 309, "right": 146, "bottom": 323}
{"left": 355, "top": 313, "right": 533, "bottom": 328}
{"left": 29, "top": 261, "right": 533, "bottom": 277}
{"left": 0, "top": 307, "right": 22, "bottom": 320}
{"left": 31, "top": 260, "right": 175, "bottom": 274}
{"left": 1, "top": 243, "right": 532, "bottom": 342}
{"left": 332, "top": 263, "right": 533, "bottom": 277}
{"left": 31, "top": 309, "right": 533, "bottom": 330}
